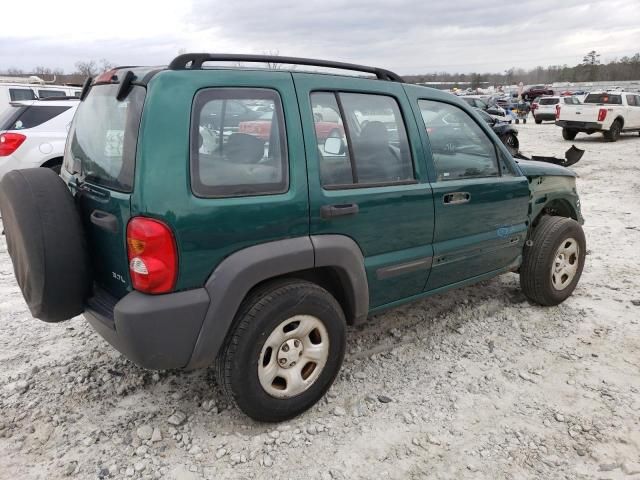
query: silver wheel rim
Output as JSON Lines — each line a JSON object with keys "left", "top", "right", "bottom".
{"left": 551, "top": 237, "right": 580, "bottom": 290}
{"left": 258, "top": 315, "right": 330, "bottom": 399}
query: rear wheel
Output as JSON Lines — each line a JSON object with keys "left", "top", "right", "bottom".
{"left": 520, "top": 216, "right": 586, "bottom": 306}
{"left": 217, "top": 279, "right": 346, "bottom": 422}
{"left": 603, "top": 120, "right": 621, "bottom": 142}
{"left": 535, "top": 117, "right": 542, "bottom": 124}
{"left": 562, "top": 128, "right": 578, "bottom": 140}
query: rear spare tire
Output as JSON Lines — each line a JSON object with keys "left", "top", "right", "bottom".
{"left": 0, "top": 168, "right": 90, "bottom": 322}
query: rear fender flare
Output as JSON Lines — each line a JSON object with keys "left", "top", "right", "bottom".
{"left": 186, "top": 235, "right": 368, "bottom": 369}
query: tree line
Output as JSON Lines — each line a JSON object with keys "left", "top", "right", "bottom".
{"left": 403, "top": 51, "right": 640, "bottom": 87}
{"left": 2, "top": 51, "right": 640, "bottom": 86}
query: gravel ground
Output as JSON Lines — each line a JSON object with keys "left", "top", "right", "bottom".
{"left": 1, "top": 121, "right": 640, "bottom": 480}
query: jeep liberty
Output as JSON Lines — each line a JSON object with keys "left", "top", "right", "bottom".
{"left": 0, "top": 54, "right": 586, "bottom": 422}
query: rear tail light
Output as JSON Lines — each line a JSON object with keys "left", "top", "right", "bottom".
{"left": 0, "top": 133, "right": 26, "bottom": 156}
{"left": 126, "top": 217, "right": 178, "bottom": 294}
{"left": 555, "top": 105, "right": 561, "bottom": 120}
{"left": 597, "top": 108, "right": 607, "bottom": 122}
{"left": 531, "top": 103, "right": 538, "bottom": 110}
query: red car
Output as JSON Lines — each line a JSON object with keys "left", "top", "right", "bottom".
{"left": 240, "top": 113, "right": 343, "bottom": 141}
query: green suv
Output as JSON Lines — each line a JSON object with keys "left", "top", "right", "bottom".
{"left": 0, "top": 54, "right": 586, "bottom": 422}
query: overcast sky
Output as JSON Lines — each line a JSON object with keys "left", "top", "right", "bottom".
{"left": 1, "top": 0, "right": 639, "bottom": 75}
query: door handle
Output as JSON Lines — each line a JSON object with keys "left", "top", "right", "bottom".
{"left": 443, "top": 192, "right": 471, "bottom": 205}
{"left": 90, "top": 210, "right": 118, "bottom": 233}
{"left": 320, "top": 203, "right": 359, "bottom": 219}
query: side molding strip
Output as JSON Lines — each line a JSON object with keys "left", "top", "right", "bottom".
{"left": 376, "top": 257, "right": 432, "bottom": 280}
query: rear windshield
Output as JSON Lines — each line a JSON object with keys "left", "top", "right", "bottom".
{"left": 65, "top": 84, "right": 145, "bottom": 192}
{"left": 539, "top": 98, "right": 559, "bottom": 105}
{"left": 0, "top": 105, "right": 71, "bottom": 130}
{"left": 584, "top": 93, "right": 622, "bottom": 105}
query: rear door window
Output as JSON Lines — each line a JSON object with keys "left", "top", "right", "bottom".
{"left": 311, "top": 91, "right": 414, "bottom": 188}
{"left": 3, "top": 106, "right": 70, "bottom": 130}
{"left": 191, "top": 88, "right": 288, "bottom": 198}
{"left": 626, "top": 95, "right": 638, "bottom": 106}
{"left": 65, "top": 84, "right": 145, "bottom": 192}
{"left": 9, "top": 88, "right": 36, "bottom": 101}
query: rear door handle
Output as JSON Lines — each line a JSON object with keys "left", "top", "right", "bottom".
{"left": 320, "top": 203, "right": 359, "bottom": 219}
{"left": 90, "top": 210, "right": 119, "bottom": 233}
{"left": 443, "top": 192, "right": 471, "bottom": 205}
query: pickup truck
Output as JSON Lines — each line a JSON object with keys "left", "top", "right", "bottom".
{"left": 555, "top": 91, "right": 640, "bottom": 142}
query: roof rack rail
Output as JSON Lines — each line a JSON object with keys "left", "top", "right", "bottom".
{"left": 168, "top": 53, "right": 405, "bottom": 83}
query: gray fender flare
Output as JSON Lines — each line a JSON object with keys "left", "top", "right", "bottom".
{"left": 186, "top": 235, "right": 368, "bottom": 369}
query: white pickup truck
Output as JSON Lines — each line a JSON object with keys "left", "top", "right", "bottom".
{"left": 555, "top": 91, "right": 640, "bottom": 142}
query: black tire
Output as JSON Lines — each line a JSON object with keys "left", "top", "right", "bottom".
{"left": 49, "top": 163, "right": 62, "bottom": 175}
{"left": 535, "top": 118, "right": 542, "bottom": 124}
{"left": 562, "top": 128, "right": 578, "bottom": 140}
{"left": 523, "top": 118, "right": 527, "bottom": 124}
{"left": 520, "top": 216, "right": 586, "bottom": 306}
{"left": 603, "top": 120, "right": 621, "bottom": 142}
{"left": 502, "top": 132, "right": 519, "bottom": 155}
{"left": 0, "top": 168, "right": 90, "bottom": 322}
{"left": 217, "top": 279, "right": 346, "bottom": 422}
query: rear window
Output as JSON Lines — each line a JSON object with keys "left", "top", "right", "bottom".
{"left": 190, "top": 88, "right": 288, "bottom": 198}
{"left": 0, "top": 105, "right": 70, "bottom": 130}
{"left": 539, "top": 98, "right": 559, "bottom": 105}
{"left": 562, "top": 97, "right": 581, "bottom": 105}
{"left": 65, "top": 84, "right": 145, "bottom": 192}
{"left": 584, "top": 94, "right": 622, "bottom": 105}
{"left": 9, "top": 88, "right": 36, "bottom": 101}
{"left": 38, "top": 89, "right": 67, "bottom": 98}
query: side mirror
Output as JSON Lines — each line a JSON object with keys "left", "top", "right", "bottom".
{"left": 324, "top": 137, "right": 345, "bottom": 155}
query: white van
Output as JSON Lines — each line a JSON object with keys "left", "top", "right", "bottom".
{"left": 0, "top": 82, "right": 81, "bottom": 113}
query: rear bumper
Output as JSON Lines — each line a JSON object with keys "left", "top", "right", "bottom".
{"left": 533, "top": 113, "right": 556, "bottom": 121}
{"left": 555, "top": 120, "right": 602, "bottom": 131}
{"left": 84, "top": 288, "right": 210, "bottom": 370}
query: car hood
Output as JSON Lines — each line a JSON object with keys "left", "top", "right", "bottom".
{"left": 515, "top": 159, "right": 576, "bottom": 178}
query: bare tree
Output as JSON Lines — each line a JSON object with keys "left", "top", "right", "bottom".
{"left": 75, "top": 60, "right": 98, "bottom": 77}
{"left": 263, "top": 50, "right": 283, "bottom": 70}
{"left": 99, "top": 59, "right": 115, "bottom": 72}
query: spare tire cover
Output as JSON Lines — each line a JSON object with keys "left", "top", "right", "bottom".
{"left": 0, "top": 168, "right": 90, "bottom": 322}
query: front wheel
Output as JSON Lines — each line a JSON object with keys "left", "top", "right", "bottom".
{"left": 562, "top": 128, "right": 578, "bottom": 140}
{"left": 520, "top": 216, "right": 586, "bottom": 306}
{"left": 502, "top": 132, "right": 519, "bottom": 155}
{"left": 217, "top": 279, "right": 346, "bottom": 422}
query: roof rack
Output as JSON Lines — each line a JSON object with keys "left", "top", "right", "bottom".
{"left": 168, "top": 53, "right": 405, "bottom": 83}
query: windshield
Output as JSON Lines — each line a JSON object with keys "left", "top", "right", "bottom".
{"left": 584, "top": 93, "right": 622, "bottom": 105}
{"left": 64, "top": 84, "right": 145, "bottom": 192}
{"left": 539, "top": 98, "right": 559, "bottom": 105}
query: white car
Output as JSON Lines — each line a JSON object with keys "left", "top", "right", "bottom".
{"left": 532, "top": 96, "right": 581, "bottom": 124}
{"left": 0, "top": 98, "right": 78, "bottom": 179}
{"left": 556, "top": 91, "right": 640, "bottom": 141}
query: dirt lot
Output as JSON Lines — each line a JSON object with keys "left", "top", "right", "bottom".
{"left": 1, "top": 121, "right": 639, "bottom": 480}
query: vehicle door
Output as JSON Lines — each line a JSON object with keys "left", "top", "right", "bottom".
{"left": 625, "top": 94, "right": 640, "bottom": 127}
{"left": 293, "top": 73, "right": 435, "bottom": 308}
{"left": 404, "top": 85, "right": 530, "bottom": 291}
